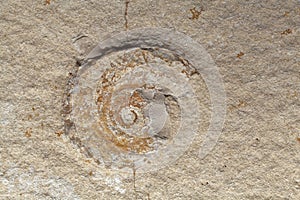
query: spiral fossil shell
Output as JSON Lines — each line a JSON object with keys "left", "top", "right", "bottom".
{"left": 64, "top": 28, "right": 226, "bottom": 172}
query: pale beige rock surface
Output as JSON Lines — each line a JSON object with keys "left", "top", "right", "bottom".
{"left": 0, "top": 0, "right": 299, "bottom": 199}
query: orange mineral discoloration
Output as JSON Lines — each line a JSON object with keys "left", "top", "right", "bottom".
{"left": 55, "top": 130, "right": 64, "bottom": 137}
{"left": 180, "top": 63, "right": 197, "bottom": 78}
{"left": 237, "top": 52, "right": 245, "bottom": 59}
{"left": 45, "top": 0, "right": 51, "bottom": 5}
{"left": 189, "top": 7, "right": 203, "bottom": 20}
{"left": 111, "top": 132, "right": 153, "bottom": 153}
{"left": 283, "top": 11, "right": 290, "bottom": 17}
{"left": 25, "top": 128, "right": 32, "bottom": 138}
{"left": 281, "top": 29, "right": 292, "bottom": 35}
{"left": 130, "top": 110, "right": 138, "bottom": 123}
{"left": 129, "top": 90, "right": 146, "bottom": 108}
{"left": 96, "top": 56, "right": 154, "bottom": 154}
{"left": 229, "top": 100, "right": 247, "bottom": 111}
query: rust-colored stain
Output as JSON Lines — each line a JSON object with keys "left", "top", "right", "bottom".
{"left": 297, "top": 137, "right": 300, "bottom": 143}
{"left": 129, "top": 90, "right": 146, "bottom": 108}
{"left": 96, "top": 50, "right": 155, "bottom": 154}
{"left": 178, "top": 56, "right": 197, "bottom": 77}
{"left": 189, "top": 7, "right": 203, "bottom": 20}
{"left": 283, "top": 11, "right": 290, "bottom": 17}
{"left": 25, "top": 129, "right": 32, "bottom": 138}
{"left": 98, "top": 89, "right": 154, "bottom": 153}
{"left": 45, "top": 0, "right": 51, "bottom": 5}
{"left": 237, "top": 52, "right": 245, "bottom": 59}
{"left": 141, "top": 50, "right": 148, "bottom": 63}
{"left": 229, "top": 100, "right": 247, "bottom": 111}
{"left": 27, "top": 114, "right": 33, "bottom": 120}
{"left": 55, "top": 130, "right": 64, "bottom": 137}
{"left": 281, "top": 29, "right": 292, "bottom": 35}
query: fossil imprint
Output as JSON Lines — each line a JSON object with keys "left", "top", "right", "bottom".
{"left": 64, "top": 28, "right": 226, "bottom": 172}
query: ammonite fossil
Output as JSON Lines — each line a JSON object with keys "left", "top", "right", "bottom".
{"left": 64, "top": 28, "right": 226, "bottom": 173}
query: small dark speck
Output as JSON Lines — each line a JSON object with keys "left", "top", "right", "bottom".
{"left": 76, "top": 59, "right": 83, "bottom": 66}
{"left": 189, "top": 7, "right": 204, "bottom": 20}
{"left": 154, "top": 134, "right": 168, "bottom": 140}
{"left": 281, "top": 29, "right": 292, "bottom": 35}
{"left": 237, "top": 52, "right": 244, "bottom": 59}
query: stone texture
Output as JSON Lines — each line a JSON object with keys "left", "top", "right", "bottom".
{"left": 0, "top": 0, "right": 299, "bottom": 199}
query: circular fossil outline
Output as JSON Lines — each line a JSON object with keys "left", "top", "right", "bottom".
{"left": 66, "top": 28, "right": 226, "bottom": 172}
{"left": 86, "top": 28, "right": 226, "bottom": 159}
